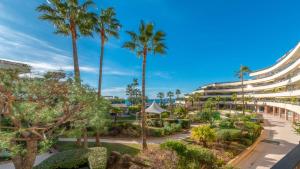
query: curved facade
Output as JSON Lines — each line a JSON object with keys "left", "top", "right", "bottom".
{"left": 189, "top": 42, "right": 300, "bottom": 121}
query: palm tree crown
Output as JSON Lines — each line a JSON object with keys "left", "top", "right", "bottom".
{"left": 94, "top": 7, "right": 121, "bottom": 40}
{"left": 236, "top": 65, "right": 251, "bottom": 79}
{"left": 123, "top": 21, "right": 167, "bottom": 56}
{"left": 36, "top": 0, "right": 95, "bottom": 83}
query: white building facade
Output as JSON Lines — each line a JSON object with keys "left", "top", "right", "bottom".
{"left": 189, "top": 43, "right": 300, "bottom": 122}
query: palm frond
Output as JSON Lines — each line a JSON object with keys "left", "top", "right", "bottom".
{"left": 123, "top": 42, "right": 137, "bottom": 51}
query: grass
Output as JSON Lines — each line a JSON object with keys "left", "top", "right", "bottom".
{"left": 55, "top": 141, "right": 157, "bottom": 156}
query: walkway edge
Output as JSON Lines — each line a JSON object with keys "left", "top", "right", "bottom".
{"left": 227, "top": 128, "right": 267, "bottom": 166}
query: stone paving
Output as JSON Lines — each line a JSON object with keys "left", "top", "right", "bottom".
{"left": 236, "top": 114, "right": 300, "bottom": 169}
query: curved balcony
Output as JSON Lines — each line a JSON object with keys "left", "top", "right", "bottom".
{"left": 250, "top": 43, "right": 300, "bottom": 77}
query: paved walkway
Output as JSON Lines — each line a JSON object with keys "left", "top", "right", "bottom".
{"left": 0, "top": 153, "right": 53, "bottom": 169}
{"left": 236, "top": 114, "right": 300, "bottom": 169}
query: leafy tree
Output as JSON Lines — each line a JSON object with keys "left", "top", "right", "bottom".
{"left": 236, "top": 65, "right": 251, "bottom": 115}
{"left": 126, "top": 79, "right": 141, "bottom": 105}
{"left": 174, "top": 106, "right": 188, "bottom": 118}
{"left": 94, "top": 7, "right": 121, "bottom": 97}
{"left": 36, "top": 0, "right": 95, "bottom": 84}
{"left": 175, "top": 89, "right": 181, "bottom": 100}
{"left": 157, "top": 92, "right": 165, "bottom": 106}
{"left": 0, "top": 70, "right": 87, "bottom": 169}
{"left": 167, "top": 91, "right": 174, "bottom": 105}
{"left": 123, "top": 21, "right": 167, "bottom": 150}
{"left": 191, "top": 125, "right": 216, "bottom": 147}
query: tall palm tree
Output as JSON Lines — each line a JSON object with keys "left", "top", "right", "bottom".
{"left": 94, "top": 7, "right": 121, "bottom": 97}
{"left": 175, "top": 89, "right": 181, "bottom": 100}
{"left": 231, "top": 93, "right": 238, "bottom": 111}
{"left": 37, "top": 0, "right": 95, "bottom": 84}
{"left": 157, "top": 92, "right": 165, "bottom": 105}
{"left": 236, "top": 65, "right": 251, "bottom": 115}
{"left": 215, "top": 96, "right": 221, "bottom": 110}
{"left": 123, "top": 21, "right": 167, "bottom": 150}
{"left": 167, "top": 91, "right": 174, "bottom": 105}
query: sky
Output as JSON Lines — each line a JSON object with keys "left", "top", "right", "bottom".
{"left": 1, "top": 0, "right": 300, "bottom": 98}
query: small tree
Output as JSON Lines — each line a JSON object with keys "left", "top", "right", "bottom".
{"left": 157, "top": 92, "right": 165, "bottom": 106}
{"left": 175, "top": 89, "right": 181, "bottom": 100}
{"left": 191, "top": 125, "right": 216, "bottom": 147}
{"left": 0, "top": 70, "right": 89, "bottom": 169}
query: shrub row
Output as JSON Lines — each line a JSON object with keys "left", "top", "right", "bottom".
{"left": 148, "top": 123, "right": 182, "bottom": 137}
{"left": 160, "top": 140, "right": 219, "bottom": 168}
{"left": 147, "top": 118, "right": 191, "bottom": 129}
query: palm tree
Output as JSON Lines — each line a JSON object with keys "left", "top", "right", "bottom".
{"left": 167, "top": 91, "right": 174, "bottom": 105}
{"left": 175, "top": 89, "right": 181, "bottom": 100}
{"left": 37, "top": 0, "right": 95, "bottom": 84}
{"left": 231, "top": 93, "right": 238, "bottom": 111}
{"left": 94, "top": 7, "right": 121, "bottom": 97}
{"left": 167, "top": 91, "right": 175, "bottom": 117}
{"left": 215, "top": 96, "right": 221, "bottom": 110}
{"left": 236, "top": 65, "right": 251, "bottom": 115}
{"left": 123, "top": 21, "right": 167, "bottom": 150}
{"left": 157, "top": 92, "right": 165, "bottom": 105}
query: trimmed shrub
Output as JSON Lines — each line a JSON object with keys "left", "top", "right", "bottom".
{"left": 160, "top": 140, "right": 187, "bottom": 156}
{"left": 88, "top": 147, "right": 107, "bottom": 169}
{"left": 148, "top": 127, "right": 165, "bottom": 137}
{"left": 217, "top": 129, "right": 242, "bottom": 141}
{"left": 34, "top": 149, "right": 90, "bottom": 169}
{"left": 179, "top": 119, "right": 191, "bottom": 129}
{"left": 191, "top": 125, "right": 216, "bottom": 147}
{"left": 185, "top": 145, "right": 217, "bottom": 167}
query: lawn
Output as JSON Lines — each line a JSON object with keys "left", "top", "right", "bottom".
{"left": 54, "top": 141, "right": 157, "bottom": 156}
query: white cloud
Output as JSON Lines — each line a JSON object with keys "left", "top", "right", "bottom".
{"left": 152, "top": 71, "right": 172, "bottom": 79}
{"left": 102, "top": 87, "right": 126, "bottom": 97}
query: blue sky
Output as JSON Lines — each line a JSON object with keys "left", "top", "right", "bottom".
{"left": 1, "top": 0, "right": 300, "bottom": 98}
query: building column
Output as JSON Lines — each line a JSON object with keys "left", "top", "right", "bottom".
{"left": 279, "top": 108, "right": 282, "bottom": 118}
{"left": 264, "top": 105, "right": 268, "bottom": 114}
{"left": 285, "top": 109, "right": 289, "bottom": 121}
{"left": 273, "top": 107, "right": 276, "bottom": 116}
{"left": 293, "top": 112, "right": 296, "bottom": 123}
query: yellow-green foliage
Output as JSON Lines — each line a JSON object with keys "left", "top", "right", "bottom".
{"left": 191, "top": 125, "right": 216, "bottom": 147}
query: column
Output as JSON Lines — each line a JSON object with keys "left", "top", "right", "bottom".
{"left": 293, "top": 112, "right": 296, "bottom": 123}
{"left": 273, "top": 107, "right": 276, "bottom": 116}
{"left": 285, "top": 109, "right": 288, "bottom": 121}
{"left": 279, "top": 108, "right": 282, "bottom": 118}
{"left": 264, "top": 105, "right": 268, "bottom": 114}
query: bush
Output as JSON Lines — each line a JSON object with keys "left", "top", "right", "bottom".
{"left": 34, "top": 149, "right": 90, "bottom": 169}
{"left": 240, "top": 138, "right": 253, "bottom": 146}
{"left": 185, "top": 145, "right": 217, "bottom": 167}
{"left": 148, "top": 127, "right": 165, "bottom": 137}
{"left": 243, "top": 121, "right": 262, "bottom": 141}
{"left": 128, "top": 105, "right": 141, "bottom": 114}
{"left": 139, "top": 148, "right": 178, "bottom": 169}
{"left": 88, "top": 147, "right": 107, "bottom": 169}
{"left": 219, "top": 119, "right": 235, "bottom": 129}
{"left": 160, "top": 140, "right": 218, "bottom": 169}
{"left": 160, "top": 140, "right": 187, "bottom": 156}
{"left": 217, "top": 129, "right": 242, "bottom": 141}
{"left": 147, "top": 118, "right": 163, "bottom": 127}
{"left": 191, "top": 125, "right": 216, "bottom": 147}
{"left": 179, "top": 119, "right": 191, "bottom": 129}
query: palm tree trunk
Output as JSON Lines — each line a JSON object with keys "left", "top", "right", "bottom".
{"left": 141, "top": 48, "right": 148, "bottom": 150}
{"left": 96, "top": 31, "right": 105, "bottom": 147}
{"left": 98, "top": 31, "right": 105, "bottom": 98}
{"left": 70, "top": 21, "right": 80, "bottom": 84}
{"left": 242, "top": 74, "right": 245, "bottom": 115}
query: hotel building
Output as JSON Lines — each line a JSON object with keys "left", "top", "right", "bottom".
{"left": 189, "top": 43, "right": 300, "bottom": 122}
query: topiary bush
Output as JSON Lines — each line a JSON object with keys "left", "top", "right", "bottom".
{"left": 179, "top": 119, "right": 191, "bottom": 129}
{"left": 148, "top": 127, "right": 165, "bottom": 137}
{"left": 88, "top": 147, "right": 107, "bottom": 169}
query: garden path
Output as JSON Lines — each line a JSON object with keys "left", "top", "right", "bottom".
{"left": 236, "top": 114, "right": 300, "bottom": 169}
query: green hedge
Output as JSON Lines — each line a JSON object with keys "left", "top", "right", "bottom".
{"left": 34, "top": 147, "right": 107, "bottom": 169}
{"left": 217, "top": 129, "right": 242, "bottom": 141}
{"left": 160, "top": 140, "right": 218, "bottom": 168}
{"left": 88, "top": 147, "right": 107, "bottom": 169}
